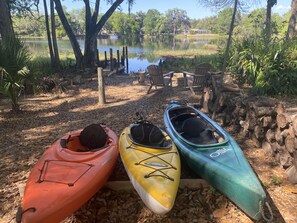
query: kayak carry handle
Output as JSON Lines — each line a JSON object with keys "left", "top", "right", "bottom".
{"left": 169, "top": 100, "right": 187, "bottom": 106}
{"left": 260, "top": 200, "right": 273, "bottom": 222}
{"left": 16, "top": 205, "right": 36, "bottom": 223}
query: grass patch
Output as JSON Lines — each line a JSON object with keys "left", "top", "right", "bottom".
{"left": 161, "top": 54, "right": 222, "bottom": 72}
{"left": 271, "top": 175, "right": 282, "bottom": 186}
{"left": 175, "top": 33, "right": 225, "bottom": 39}
{"left": 154, "top": 47, "right": 218, "bottom": 58}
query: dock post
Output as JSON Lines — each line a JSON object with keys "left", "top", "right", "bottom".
{"left": 121, "top": 47, "right": 125, "bottom": 66}
{"left": 104, "top": 51, "right": 107, "bottom": 68}
{"left": 98, "top": 67, "right": 106, "bottom": 105}
{"left": 125, "top": 46, "right": 128, "bottom": 73}
{"left": 110, "top": 48, "right": 113, "bottom": 71}
{"left": 117, "top": 50, "right": 120, "bottom": 73}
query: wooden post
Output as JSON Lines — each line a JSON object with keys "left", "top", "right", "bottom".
{"left": 97, "top": 67, "right": 106, "bottom": 105}
{"left": 121, "top": 47, "right": 125, "bottom": 66}
{"left": 96, "top": 49, "right": 99, "bottom": 66}
{"left": 125, "top": 46, "right": 128, "bottom": 73}
{"left": 110, "top": 48, "right": 113, "bottom": 71}
{"left": 117, "top": 50, "right": 120, "bottom": 69}
{"left": 104, "top": 51, "right": 107, "bottom": 68}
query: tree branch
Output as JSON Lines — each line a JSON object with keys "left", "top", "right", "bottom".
{"left": 91, "top": 0, "right": 100, "bottom": 25}
{"left": 95, "top": 0, "right": 125, "bottom": 34}
{"left": 53, "top": 0, "right": 83, "bottom": 63}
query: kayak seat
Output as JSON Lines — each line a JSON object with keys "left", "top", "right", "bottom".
{"left": 181, "top": 117, "right": 217, "bottom": 145}
{"left": 79, "top": 124, "right": 107, "bottom": 149}
{"left": 131, "top": 123, "right": 171, "bottom": 148}
{"left": 60, "top": 135, "right": 109, "bottom": 152}
{"left": 171, "top": 113, "right": 197, "bottom": 132}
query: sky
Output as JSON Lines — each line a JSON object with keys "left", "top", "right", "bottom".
{"left": 62, "top": 0, "right": 292, "bottom": 19}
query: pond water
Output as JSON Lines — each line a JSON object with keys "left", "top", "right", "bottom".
{"left": 24, "top": 36, "right": 220, "bottom": 73}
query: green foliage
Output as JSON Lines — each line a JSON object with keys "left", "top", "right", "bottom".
{"left": 229, "top": 37, "right": 297, "bottom": 95}
{"left": 165, "top": 8, "right": 190, "bottom": 34}
{"left": 215, "top": 8, "right": 239, "bottom": 35}
{"left": 143, "top": 9, "right": 162, "bottom": 35}
{"left": 110, "top": 12, "right": 140, "bottom": 36}
{"left": 0, "top": 37, "right": 31, "bottom": 112}
{"left": 13, "top": 12, "right": 46, "bottom": 37}
{"left": 234, "top": 8, "right": 266, "bottom": 37}
{"left": 161, "top": 54, "right": 221, "bottom": 73}
{"left": 28, "top": 54, "right": 76, "bottom": 78}
{"left": 271, "top": 175, "right": 282, "bottom": 185}
{"left": 69, "top": 8, "right": 86, "bottom": 35}
{"left": 9, "top": 0, "right": 35, "bottom": 15}
{"left": 11, "top": 5, "right": 289, "bottom": 39}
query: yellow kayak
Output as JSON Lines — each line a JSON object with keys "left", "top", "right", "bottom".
{"left": 119, "top": 121, "right": 180, "bottom": 214}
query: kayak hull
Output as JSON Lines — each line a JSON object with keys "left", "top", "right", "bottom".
{"left": 163, "top": 101, "right": 267, "bottom": 221}
{"left": 119, "top": 124, "right": 180, "bottom": 214}
{"left": 20, "top": 126, "right": 119, "bottom": 223}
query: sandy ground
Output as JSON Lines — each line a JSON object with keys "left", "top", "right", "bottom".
{"left": 0, "top": 74, "right": 297, "bottom": 223}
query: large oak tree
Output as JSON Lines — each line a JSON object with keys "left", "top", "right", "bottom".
{"left": 53, "top": 0, "right": 132, "bottom": 67}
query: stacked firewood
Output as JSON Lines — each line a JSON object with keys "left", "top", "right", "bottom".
{"left": 226, "top": 96, "right": 297, "bottom": 184}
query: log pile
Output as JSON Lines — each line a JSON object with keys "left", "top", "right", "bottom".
{"left": 201, "top": 73, "right": 242, "bottom": 114}
{"left": 225, "top": 96, "right": 297, "bottom": 184}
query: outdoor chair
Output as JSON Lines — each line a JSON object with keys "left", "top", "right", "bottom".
{"left": 146, "top": 65, "right": 174, "bottom": 94}
{"left": 183, "top": 63, "right": 212, "bottom": 95}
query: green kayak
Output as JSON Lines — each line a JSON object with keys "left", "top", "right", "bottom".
{"left": 163, "top": 101, "right": 273, "bottom": 221}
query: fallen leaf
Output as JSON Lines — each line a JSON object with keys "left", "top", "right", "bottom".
{"left": 213, "top": 207, "right": 228, "bottom": 218}
{"left": 283, "top": 185, "right": 297, "bottom": 194}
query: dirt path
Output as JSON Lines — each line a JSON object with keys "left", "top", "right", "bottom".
{"left": 0, "top": 75, "right": 296, "bottom": 223}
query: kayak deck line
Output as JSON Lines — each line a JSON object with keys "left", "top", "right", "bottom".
{"left": 37, "top": 159, "right": 94, "bottom": 186}
{"left": 126, "top": 142, "right": 178, "bottom": 181}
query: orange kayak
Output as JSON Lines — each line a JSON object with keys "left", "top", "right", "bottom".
{"left": 18, "top": 125, "right": 119, "bottom": 223}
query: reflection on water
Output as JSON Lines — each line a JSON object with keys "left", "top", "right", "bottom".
{"left": 23, "top": 36, "right": 219, "bottom": 73}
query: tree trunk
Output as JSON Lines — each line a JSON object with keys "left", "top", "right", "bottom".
{"left": 43, "top": 0, "right": 55, "bottom": 66}
{"left": 0, "top": 0, "right": 14, "bottom": 39}
{"left": 287, "top": 0, "right": 297, "bottom": 39}
{"left": 211, "top": 0, "right": 238, "bottom": 119}
{"left": 54, "top": 0, "right": 83, "bottom": 66}
{"left": 82, "top": 0, "right": 124, "bottom": 67}
{"left": 53, "top": 0, "right": 125, "bottom": 68}
{"left": 83, "top": 0, "right": 97, "bottom": 67}
{"left": 265, "top": 0, "right": 277, "bottom": 39}
{"left": 265, "top": 0, "right": 272, "bottom": 40}
{"left": 50, "top": 0, "right": 60, "bottom": 68}
{"left": 83, "top": 33, "right": 98, "bottom": 66}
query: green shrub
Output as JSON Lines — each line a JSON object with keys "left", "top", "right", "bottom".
{"left": 0, "top": 37, "right": 31, "bottom": 112}
{"left": 229, "top": 37, "right": 297, "bottom": 95}
{"left": 161, "top": 54, "right": 222, "bottom": 73}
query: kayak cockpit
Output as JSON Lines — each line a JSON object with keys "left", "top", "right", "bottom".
{"left": 60, "top": 134, "right": 111, "bottom": 152}
{"left": 169, "top": 107, "right": 225, "bottom": 145}
{"left": 129, "top": 122, "right": 172, "bottom": 149}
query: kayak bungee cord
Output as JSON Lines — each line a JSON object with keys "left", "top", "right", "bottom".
{"left": 126, "top": 142, "right": 177, "bottom": 181}
{"left": 259, "top": 200, "right": 274, "bottom": 222}
{"left": 37, "top": 160, "right": 93, "bottom": 186}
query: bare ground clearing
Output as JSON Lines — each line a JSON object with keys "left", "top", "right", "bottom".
{"left": 0, "top": 75, "right": 296, "bottom": 223}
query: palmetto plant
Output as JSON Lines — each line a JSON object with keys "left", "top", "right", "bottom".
{"left": 229, "top": 37, "right": 297, "bottom": 95}
{"left": 0, "top": 37, "right": 30, "bottom": 112}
